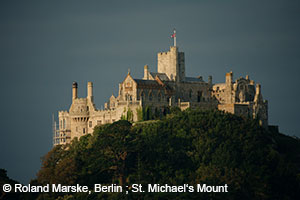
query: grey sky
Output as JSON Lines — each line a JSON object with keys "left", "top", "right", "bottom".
{"left": 0, "top": 0, "right": 299, "bottom": 184}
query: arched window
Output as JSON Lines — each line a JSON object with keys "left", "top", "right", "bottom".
{"left": 125, "top": 94, "right": 132, "bottom": 101}
{"left": 239, "top": 84, "right": 244, "bottom": 90}
{"left": 189, "top": 90, "right": 193, "bottom": 98}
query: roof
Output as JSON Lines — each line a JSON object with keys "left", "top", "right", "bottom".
{"left": 134, "top": 79, "right": 161, "bottom": 86}
{"left": 185, "top": 77, "right": 204, "bottom": 82}
{"left": 150, "top": 72, "right": 169, "bottom": 81}
{"left": 134, "top": 79, "right": 172, "bottom": 90}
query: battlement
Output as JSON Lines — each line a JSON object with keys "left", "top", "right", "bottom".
{"left": 58, "top": 111, "right": 69, "bottom": 116}
{"left": 158, "top": 52, "right": 169, "bottom": 55}
{"left": 157, "top": 46, "right": 177, "bottom": 56}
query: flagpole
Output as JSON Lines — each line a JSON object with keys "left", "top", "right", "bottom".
{"left": 174, "top": 29, "right": 176, "bottom": 47}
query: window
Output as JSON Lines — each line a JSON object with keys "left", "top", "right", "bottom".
{"left": 140, "top": 91, "right": 145, "bottom": 101}
{"left": 87, "top": 106, "right": 89, "bottom": 111}
{"left": 89, "top": 121, "right": 92, "bottom": 128}
{"left": 158, "top": 93, "right": 161, "bottom": 102}
{"left": 197, "top": 91, "right": 202, "bottom": 102}
{"left": 63, "top": 119, "right": 66, "bottom": 129}
{"left": 189, "top": 90, "right": 192, "bottom": 98}
{"left": 149, "top": 92, "right": 153, "bottom": 101}
{"left": 97, "top": 120, "right": 101, "bottom": 125}
{"left": 83, "top": 128, "right": 86, "bottom": 134}
{"left": 125, "top": 94, "right": 132, "bottom": 101}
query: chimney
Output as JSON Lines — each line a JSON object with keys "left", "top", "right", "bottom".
{"left": 254, "top": 83, "right": 262, "bottom": 103}
{"left": 226, "top": 71, "right": 233, "bottom": 85}
{"left": 197, "top": 76, "right": 203, "bottom": 81}
{"left": 87, "top": 82, "right": 93, "bottom": 102}
{"left": 143, "top": 65, "right": 149, "bottom": 80}
{"left": 208, "top": 75, "right": 212, "bottom": 85}
{"left": 72, "top": 82, "right": 78, "bottom": 101}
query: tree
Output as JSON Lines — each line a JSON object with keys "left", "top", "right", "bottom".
{"left": 91, "top": 120, "right": 137, "bottom": 186}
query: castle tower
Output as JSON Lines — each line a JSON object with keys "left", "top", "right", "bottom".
{"left": 157, "top": 46, "right": 185, "bottom": 82}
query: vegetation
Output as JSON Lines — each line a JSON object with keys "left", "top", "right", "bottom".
{"left": 2, "top": 109, "right": 300, "bottom": 199}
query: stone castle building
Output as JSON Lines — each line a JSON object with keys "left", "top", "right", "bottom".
{"left": 53, "top": 44, "right": 268, "bottom": 146}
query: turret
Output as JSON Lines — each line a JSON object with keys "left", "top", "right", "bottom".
{"left": 87, "top": 82, "right": 93, "bottom": 102}
{"left": 72, "top": 82, "right": 78, "bottom": 101}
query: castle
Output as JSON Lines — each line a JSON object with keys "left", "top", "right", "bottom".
{"left": 53, "top": 39, "right": 268, "bottom": 145}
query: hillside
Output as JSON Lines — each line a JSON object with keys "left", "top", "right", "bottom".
{"left": 3, "top": 109, "right": 300, "bottom": 200}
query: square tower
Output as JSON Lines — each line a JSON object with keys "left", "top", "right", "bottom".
{"left": 157, "top": 46, "right": 185, "bottom": 82}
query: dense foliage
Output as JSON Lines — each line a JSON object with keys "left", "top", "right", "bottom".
{"left": 6, "top": 109, "right": 300, "bottom": 199}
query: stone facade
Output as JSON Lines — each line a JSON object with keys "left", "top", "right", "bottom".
{"left": 53, "top": 45, "right": 268, "bottom": 146}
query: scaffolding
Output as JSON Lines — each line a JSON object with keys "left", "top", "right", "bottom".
{"left": 52, "top": 114, "right": 60, "bottom": 146}
{"left": 52, "top": 114, "right": 71, "bottom": 146}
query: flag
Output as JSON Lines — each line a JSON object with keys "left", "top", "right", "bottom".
{"left": 171, "top": 32, "right": 176, "bottom": 38}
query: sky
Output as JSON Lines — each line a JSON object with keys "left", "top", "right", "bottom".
{"left": 0, "top": 0, "right": 299, "bottom": 184}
